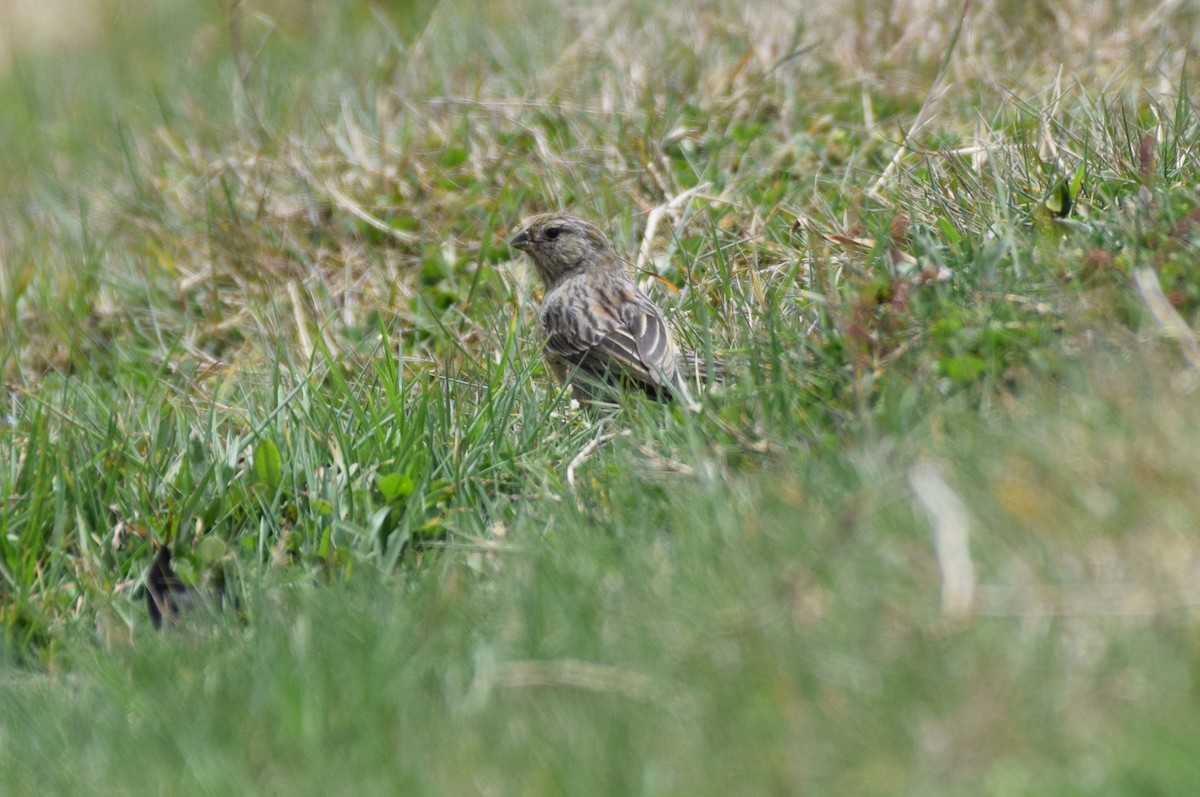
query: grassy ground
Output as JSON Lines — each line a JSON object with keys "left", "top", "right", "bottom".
{"left": 2, "top": 0, "right": 1200, "bottom": 793}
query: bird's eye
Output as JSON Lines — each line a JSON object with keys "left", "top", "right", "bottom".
{"left": 544, "top": 226, "right": 563, "bottom": 241}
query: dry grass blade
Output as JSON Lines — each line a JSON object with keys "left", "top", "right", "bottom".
{"left": 909, "top": 458, "right": 976, "bottom": 620}
{"left": 1134, "top": 267, "right": 1200, "bottom": 372}
{"left": 634, "top": 184, "right": 709, "bottom": 274}
{"left": 567, "top": 429, "right": 630, "bottom": 488}
{"left": 321, "top": 181, "right": 419, "bottom": 244}
{"left": 868, "top": 0, "right": 973, "bottom": 201}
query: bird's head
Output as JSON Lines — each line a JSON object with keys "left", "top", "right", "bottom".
{"left": 510, "top": 213, "right": 618, "bottom": 287}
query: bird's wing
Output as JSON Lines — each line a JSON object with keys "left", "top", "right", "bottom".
{"left": 543, "top": 288, "right": 681, "bottom": 395}
{"left": 612, "top": 302, "right": 678, "bottom": 386}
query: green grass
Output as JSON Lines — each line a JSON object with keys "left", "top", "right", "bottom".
{"left": 2, "top": 0, "right": 1200, "bottom": 793}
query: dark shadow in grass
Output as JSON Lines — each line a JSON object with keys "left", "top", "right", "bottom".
{"left": 144, "top": 546, "right": 235, "bottom": 630}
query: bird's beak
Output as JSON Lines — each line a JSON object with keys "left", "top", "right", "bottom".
{"left": 510, "top": 228, "right": 532, "bottom": 252}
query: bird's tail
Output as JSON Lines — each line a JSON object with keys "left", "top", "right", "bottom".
{"left": 677, "top": 351, "right": 726, "bottom": 386}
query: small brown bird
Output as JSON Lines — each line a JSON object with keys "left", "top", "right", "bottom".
{"left": 510, "top": 213, "right": 713, "bottom": 406}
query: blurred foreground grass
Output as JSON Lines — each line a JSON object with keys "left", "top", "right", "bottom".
{"left": 2, "top": 0, "right": 1200, "bottom": 793}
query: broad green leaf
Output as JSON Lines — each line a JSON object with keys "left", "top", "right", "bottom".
{"left": 253, "top": 438, "right": 283, "bottom": 491}
{"left": 377, "top": 472, "right": 416, "bottom": 503}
